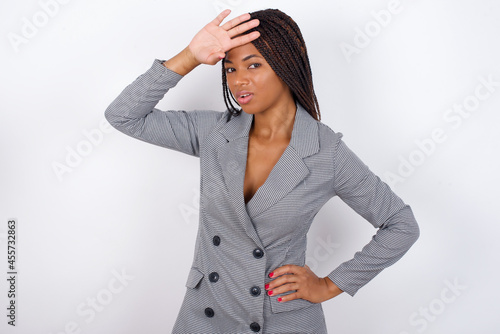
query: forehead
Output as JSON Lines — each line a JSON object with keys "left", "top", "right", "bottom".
{"left": 225, "top": 43, "right": 263, "bottom": 61}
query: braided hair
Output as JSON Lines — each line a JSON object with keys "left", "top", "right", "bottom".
{"left": 222, "top": 8, "right": 321, "bottom": 122}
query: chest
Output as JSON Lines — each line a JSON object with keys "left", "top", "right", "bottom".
{"left": 243, "top": 136, "right": 289, "bottom": 204}
{"left": 200, "top": 121, "right": 335, "bottom": 248}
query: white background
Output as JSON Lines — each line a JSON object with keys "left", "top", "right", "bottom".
{"left": 1, "top": 0, "right": 499, "bottom": 333}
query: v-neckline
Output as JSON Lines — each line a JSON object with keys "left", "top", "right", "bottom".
{"left": 214, "top": 102, "right": 318, "bottom": 220}
{"left": 243, "top": 135, "right": 292, "bottom": 207}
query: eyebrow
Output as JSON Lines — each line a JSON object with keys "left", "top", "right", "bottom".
{"left": 224, "top": 54, "right": 263, "bottom": 64}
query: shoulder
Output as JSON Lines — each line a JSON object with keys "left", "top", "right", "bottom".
{"left": 190, "top": 108, "right": 227, "bottom": 124}
{"left": 316, "top": 120, "right": 344, "bottom": 150}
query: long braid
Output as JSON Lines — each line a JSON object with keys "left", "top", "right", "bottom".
{"left": 222, "top": 9, "right": 321, "bottom": 122}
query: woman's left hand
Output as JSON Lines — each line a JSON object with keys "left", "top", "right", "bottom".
{"left": 266, "top": 264, "right": 343, "bottom": 303}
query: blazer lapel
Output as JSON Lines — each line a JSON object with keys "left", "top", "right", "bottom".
{"left": 217, "top": 110, "right": 262, "bottom": 245}
{"left": 217, "top": 104, "right": 320, "bottom": 241}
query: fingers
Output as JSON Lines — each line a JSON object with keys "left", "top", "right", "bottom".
{"left": 229, "top": 31, "right": 261, "bottom": 49}
{"left": 267, "top": 280, "right": 298, "bottom": 297}
{"left": 220, "top": 12, "right": 252, "bottom": 31}
{"left": 269, "top": 264, "right": 301, "bottom": 278}
{"left": 267, "top": 265, "right": 338, "bottom": 304}
{"left": 227, "top": 18, "right": 260, "bottom": 38}
{"left": 266, "top": 264, "right": 301, "bottom": 295}
{"left": 211, "top": 9, "right": 232, "bottom": 26}
{"left": 213, "top": 10, "right": 253, "bottom": 32}
{"left": 266, "top": 275, "right": 300, "bottom": 302}
{"left": 212, "top": 10, "right": 260, "bottom": 53}
{"left": 217, "top": 11, "right": 260, "bottom": 41}
{"left": 276, "top": 291, "right": 299, "bottom": 303}
{"left": 268, "top": 272, "right": 299, "bottom": 291}
{"left": 266, "top": 265, "right": 314, "bottom": 302}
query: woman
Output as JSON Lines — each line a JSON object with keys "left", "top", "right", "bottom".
{"left": 105, "top": 8, "right": 420, "bottom": 334}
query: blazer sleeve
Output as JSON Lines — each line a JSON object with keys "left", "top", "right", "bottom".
{"left": 326, "top": 133, "right": 420, "bottom": 297}
{"left": 104, "top": 58, "right": 225, "bottom": 157}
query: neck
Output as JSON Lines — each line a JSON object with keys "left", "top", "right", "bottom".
{"left": 250, "top": 101, "right": 297, "bottom": 142}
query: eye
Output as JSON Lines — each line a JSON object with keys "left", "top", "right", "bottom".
{"left": 225, "top": 67, "right": 235, "bottom": 73}
{"left": 249, "top": 63, "right": 261, "bottom": 69}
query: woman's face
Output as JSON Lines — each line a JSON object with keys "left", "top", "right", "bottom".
{"left": 224, "top": 42, "right": 294, "bottom": 115}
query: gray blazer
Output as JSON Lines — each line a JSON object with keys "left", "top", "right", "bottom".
{"left": 105, "top": 59, "right": 420, "bottom": 334}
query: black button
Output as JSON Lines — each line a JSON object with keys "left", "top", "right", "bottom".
{"left": 213, "top": 235, "right": 221, "bottom": 246}
{"left": 253, "top": 248, "right": 264, "bottom": 259}
{"left": 250, "top": 286, "right": 261, "bottom": 296}
{"left": 250, "top": 322, "right": 261, "bottom": 332}
{"left": 204, "top": 307, "right": 214, "bottom": 318}
{"left": 208, "top": 272, "right": 219, "bottom": 283}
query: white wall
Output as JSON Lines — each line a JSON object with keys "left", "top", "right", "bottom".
{"left": 1, "top": 0, "right": 499, "bottom": 333}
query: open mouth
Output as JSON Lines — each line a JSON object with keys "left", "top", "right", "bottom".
{"left": 237, "top": 93, "right": 253, "bottom": 105}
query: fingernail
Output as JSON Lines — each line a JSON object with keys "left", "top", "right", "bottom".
{"left": 277, "top": 297, "right": 282, "bottom": 302}
{"left": 268, "top": 272, "right": 274, "bottom": 278}
{"left": 265, "top": 284, "right": 269, "bottom": 290}
{"left": 267, "top": 290, "right": 273, "bottom": 296}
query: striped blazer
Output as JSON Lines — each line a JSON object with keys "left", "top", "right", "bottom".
{"left": 104, "top": 58, "right": 420, "bottom": 334}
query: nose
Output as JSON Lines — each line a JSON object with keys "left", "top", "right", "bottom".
{"left": 233, "top": 69, "right": 249, "bottom": 86}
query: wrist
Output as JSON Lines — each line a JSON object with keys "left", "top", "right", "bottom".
{"left": 184, "top": 45, "right": 201, "bottom": 68}
{"left": 323, "top": 277, "right": 343, "bottom": 300}
{"left": 162, "top": 46, "right": 200, "bottom": 76}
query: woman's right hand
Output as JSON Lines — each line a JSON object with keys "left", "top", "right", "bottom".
{"left": 188, "top": 9, "right": 260, "bottom": 66}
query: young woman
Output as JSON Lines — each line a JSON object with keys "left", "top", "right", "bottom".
{"left": 105, "top": 8, "right": 420, "bottom": 334}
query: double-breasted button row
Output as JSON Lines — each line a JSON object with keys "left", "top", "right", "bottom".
{"left": 251, "top": 248, "right": 263, "bottom": 298}
{"left": 207, "top": 237, "right": 220, "bottom": 319}
{"left": 213, "top": 235, "right": 264, "bottom": 259}
{"left": 209, "top": 238, "right": 220, "bottom": 283}
{"left": 209, "top": 234, "right": 262, "bottom": 331}
{"left": 250, "top": 247, "right": 263, "bottom": 330}
{"left": 251, "top": 248, "right": 262, "bottom": 330}
{"left": 204, "top": 307, "right": 260, "bottom": 333}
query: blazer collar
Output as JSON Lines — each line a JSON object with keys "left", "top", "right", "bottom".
{"left": 216, "top": 103, "right": 319, "bottom": 245}
{"left": 219, "top": 103, "right": 319, "bottom": 158}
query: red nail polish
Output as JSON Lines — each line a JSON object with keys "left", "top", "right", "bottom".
{"left": 267, "top": 290, "right": 273, "bottom": 296}
{"left": 277, "top": 297, "right": 282, "bottom": 302}
{"left": 265, "top": 284, "right": 269, "bottom": 289}
{"left": 269, "top": 272, "right": 274, "bottom": 278}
